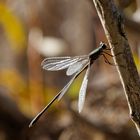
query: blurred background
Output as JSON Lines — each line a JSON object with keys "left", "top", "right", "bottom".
{"left": 0, "top": 0, "right": 140, "bottom": 140}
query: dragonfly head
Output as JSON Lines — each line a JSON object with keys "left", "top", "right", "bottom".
{"left": 100, "top": 42, "right": 107, "bottom": 50}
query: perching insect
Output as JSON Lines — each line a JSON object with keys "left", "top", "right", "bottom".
{"left": 29, "top": 42, "right": 114, "bottom": 127}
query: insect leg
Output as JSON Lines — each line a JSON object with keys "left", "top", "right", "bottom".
{"left": 102, "top": 54, "right": 125, "bottom": 68}
{"left": 102, "top": 54, "right": 116, "bottom": 66}
{"left": 102, "top": 51, "right": 113, "bottom": 57}
{"left": 102, "top": 51, "right": 123, "bottom": 57}
{"left": 104, "top": 44, "right": 116, "bottom": 50}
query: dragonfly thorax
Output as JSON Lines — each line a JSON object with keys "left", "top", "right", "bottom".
{"left": 100, "top": 42, "right": 107, "bottom": 50}
{"left": 89, "top": 42, "right": 107, "bottom": 62}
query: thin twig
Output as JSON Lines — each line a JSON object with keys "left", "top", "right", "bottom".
{"left": 92, "top": 0, "right": 140, "bottom": 136}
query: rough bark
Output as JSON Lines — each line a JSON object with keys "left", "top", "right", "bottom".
{"left": 92, "top": 0, "right": 140, "bottom": 135}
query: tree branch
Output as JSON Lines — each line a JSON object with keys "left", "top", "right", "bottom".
{"left": 92, "top": 0, "right": 140, "bottom": 136}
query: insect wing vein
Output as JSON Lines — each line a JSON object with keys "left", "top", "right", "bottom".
{"left": 42, "top": 57, "right": 80, "bottom": 71}
{"left": 58, "top": 59, "right": 90, "bottom": 100}
{"left": 57, "top": 75, "right": 77, "bottom": 101}
{"left": 29, "top": 90, "right": 62, "bottom": 127}
{"left": 29, "top": 73, "right": 77, "bottom": 127}
{"left": 46, "top": 59, "right": 78, "bottom": 71}
{"left": 66, "top": 58, "right": 89, "bottom": 76}
{"left": 78, "top": 63, "right": 90, "bottom": 113}
{"left": 41, "top": 57, "right": 71, "bottom": 65}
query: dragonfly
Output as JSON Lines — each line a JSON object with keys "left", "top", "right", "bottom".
{"left": 29, "top": 42, "right": 114, "bottom": 128}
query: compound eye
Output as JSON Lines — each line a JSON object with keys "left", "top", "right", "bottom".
{"left": 102, "top": 44, "right": 107, "bottom": 49}
{"left": 100, "top": 42, "right": 107, "bottom": 49}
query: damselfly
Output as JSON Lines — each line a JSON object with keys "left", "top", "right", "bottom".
{"left": 29, "top": 42, "right": 114, "bottom": 127}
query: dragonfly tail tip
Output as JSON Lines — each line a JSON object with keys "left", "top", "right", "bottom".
{"left": 29, "top": 120, "right": 35, "bottom": 128}
{"left": 29, "top": 123, "right": 32, "bottom": 128}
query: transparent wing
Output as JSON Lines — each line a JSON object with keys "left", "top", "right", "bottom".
{"left": 29, "top": 73, "right": 77, "bottom": 128}
{"left": 66, "top": 59, "right": 89, "bottom": 76}
{"left": 41, "top": 56, "right": 87, "bottom": 71}
{"left": 78, "top": 63, "right": 90, "bottom": 113}
{"left": 57, "top": 75, "right": 77, "bottom": 101}
{"left": 58, "top": 60, "right": 90, "bottom": 100}
{"left": 29, "top": 91, "right": 61, "bottom": 127}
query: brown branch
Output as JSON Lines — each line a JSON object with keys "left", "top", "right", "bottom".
{"left": 92, "top": 0, "right": 140, "bottom": 136}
